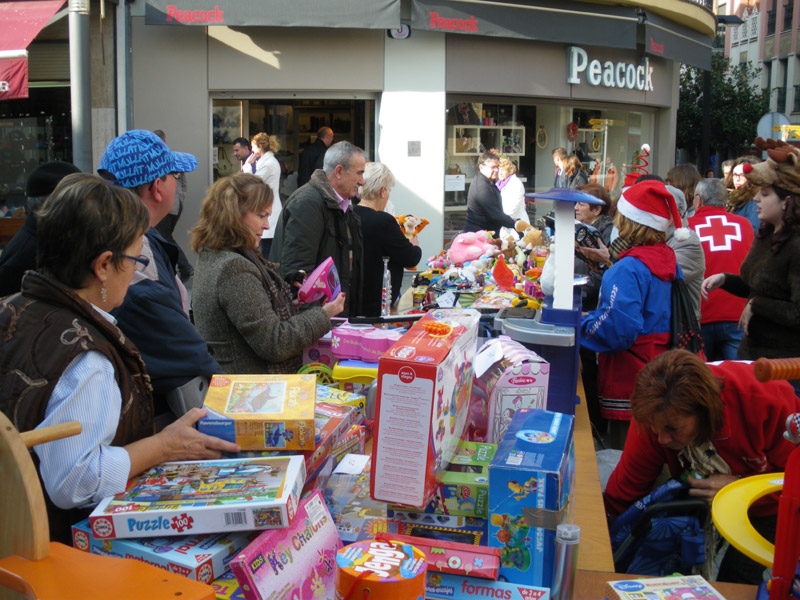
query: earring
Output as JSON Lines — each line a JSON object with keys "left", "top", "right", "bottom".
{"left": 101, "top": 282, "right": 108, "bottom": 303}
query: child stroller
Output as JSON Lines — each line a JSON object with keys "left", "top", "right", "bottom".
{"left": 609, "top": 479, "right": 712, "bottom": 577}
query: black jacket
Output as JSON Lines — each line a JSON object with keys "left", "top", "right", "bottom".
{"left": 297, "top": 139, "right": 328, "bottom": 186}
{"left": 463, "top": 172, "right": 515, "bottom": 235}
{"left": 0, "top": 212, "right": 37, "bottom": 297}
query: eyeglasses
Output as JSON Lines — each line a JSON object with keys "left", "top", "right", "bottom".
{"left": 120, "top": 254, "right": 150, "bottom": 272}
{"left": 732, "top": 171, "right": 746, "bottom": 178}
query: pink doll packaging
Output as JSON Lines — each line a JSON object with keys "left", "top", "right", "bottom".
{"left": 231, "top": 489, "right": 342, "bottom": 600}
{"left": 473, "top": 336, "right": 550, "bottom": 444}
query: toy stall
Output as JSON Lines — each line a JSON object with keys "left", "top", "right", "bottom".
{"left": 0, "top": 190, "right": 770, "bottom": 600}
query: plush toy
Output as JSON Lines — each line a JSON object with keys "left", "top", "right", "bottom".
{"left": 396, "top": 214, "right": 430, "bottom": 239}
{"left": 447, "top": 231, "right": 497, "bottom": 266}
{"left": 514, "top": 220, "right": 545, "bottom": 251}
{"left": 427, "top": 250, "right": 450, "bottom": 270}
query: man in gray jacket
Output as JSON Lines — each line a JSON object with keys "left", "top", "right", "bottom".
{"left": 270, "top": 141, "right": 365, "bottom": 317}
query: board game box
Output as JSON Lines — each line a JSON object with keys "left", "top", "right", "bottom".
{"left": 230, "top": 490, "right": 341, "bottom": 600}
{"left": 198, "top": 374, "right": 317, "bottom": 450}
{"left": 605, "top": 575, "right": 727, "bottom": 600}
{"left": 315, "top": 384, "right": 366, "bottom": 416}
{"left": 71, "top": 519, "right": 256, "bottom": 583}
{"left": 88, "top": 456, "right": 306, "bottom": 539}
{"left": 426, "top": 572, "right": 550, "bottom": 600}
{"left": 212, "top": 570, "right": 246, "bottom": 600}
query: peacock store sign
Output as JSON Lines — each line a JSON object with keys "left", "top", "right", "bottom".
{"left": 566, "top": 46, "right": 654, "bottom": 92}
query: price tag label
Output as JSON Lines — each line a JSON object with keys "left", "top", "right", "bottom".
{"left": 437, "top": 291, "right": 457, "bottom": 308}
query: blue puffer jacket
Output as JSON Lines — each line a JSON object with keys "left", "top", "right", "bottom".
{"left": 112, "top": 229, "right": 220, "bottom": 408}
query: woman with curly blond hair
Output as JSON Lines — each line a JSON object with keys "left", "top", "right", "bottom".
{"left": 245, "top": 132, "right": 282, "bottom": 256}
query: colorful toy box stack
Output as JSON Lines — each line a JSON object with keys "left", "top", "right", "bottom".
{"left": 71, "top": 519, "right": 257, "bottom": 583}
{"left": 332, "top": 359, "right": 379, "bottom": 397}
{"left": 88, "top": 455, "right": 306, "bottom": 539}
{"left": 487, "top": 408, "right": 575, "bottom": 588}
{"left": 472, "top": 337, "right": 550, "bottom": 444}
{"left": 388, "top": 440, "right": 496, "bottom": 519}
{"left": 315, "top": 384, "right": 366, "bottom": 416}
{"left": 323, "top": 454, "right": 388, "bottom": 543}
{"left": 425, "top": 572, "right": 550, "bottom": 599}
{"left": 334, "top": 539, "right": 428, "bottom": 599}
{"left": 197, "top": 374, "right": 317, "bottom": 451}
{"left": 230, "top": 490, "right": 342, "bottom": 600}
{"left": 371, "top": 308, "right": 480, "bottom": 510}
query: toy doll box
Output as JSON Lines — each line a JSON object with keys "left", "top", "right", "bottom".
{"left": 198, "top": 374, "right": 317, "bottom": 451}
{"left": 474, "top": 337, "right": 550, "bottom": 444}
{"left": 605, "top": 575, "right": 727, "bottom": 600}
{"left": 371, "top": 308, "right": 480, "bottom": 509}
{"left": 71, "top": 519, "right": 256, "bottom": 583}
{"left": 88, "top": 456, "right": 306, "bottom": 540}
{"left": 230, "top": 490, "right": 342, "bottom": 600}
{"left": 487, "top": 408, "right": 575, "bottom": 588}
{"left": 390, "top": 441, "right": 496, "bottom": 519}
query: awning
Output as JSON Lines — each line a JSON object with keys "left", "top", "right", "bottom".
{"left": 411, "top": 0, "right": 639, "bottom": 50}
{"left": 0, "top": 0, "right": 65, "bottom": 100}
{"left": 145, "top": 0, "right": 401, "bottom": 29}
{"left": 643, "top": 10, "right": 713, "bottom": 70}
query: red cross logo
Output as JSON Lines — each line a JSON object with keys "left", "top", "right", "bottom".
{"left": 694, "top": 215, "right": 742, "bottom": 251}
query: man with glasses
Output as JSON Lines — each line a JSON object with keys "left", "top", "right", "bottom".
{"left": 462, "top": 151, "right": 516, "bottom": 237}
{"left": 98, "top": 130, "right": 220, "bottom": 416}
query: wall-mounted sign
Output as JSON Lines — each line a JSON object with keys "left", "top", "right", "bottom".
{"left": 566, "top": 46, "right": 654, "bottom": 92}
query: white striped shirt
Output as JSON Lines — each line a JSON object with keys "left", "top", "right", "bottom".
{"left": 34, "top": 307, "right": 132, "bottom": 509}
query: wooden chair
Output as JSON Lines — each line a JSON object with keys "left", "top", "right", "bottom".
{"left": 0, "top": 411, "right": 215, "bottom": 600}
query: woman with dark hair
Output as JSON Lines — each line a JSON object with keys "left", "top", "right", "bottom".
{"left": 605, "top": 349, "right": 800, "bottom": 583}
{"left": 191, "top": 173, "right": 343, "bottom": 374}
{"left": 0, "top": 174, "right": 238, "bottom": 542}
{"left": 726, "top": 155, "right": 761, "bottom": 232}
{"left": 703, "top": 142, "right": 800, "bottom": 394}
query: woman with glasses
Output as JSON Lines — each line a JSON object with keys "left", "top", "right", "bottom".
{"left": 0, "top": 174, "right": 239, "bottom": 543}
{"left": 191, "top": 173, "right": 344, "bottom": 374}
{"left": 726, "top": 155, "right": 761, "bottom": 233}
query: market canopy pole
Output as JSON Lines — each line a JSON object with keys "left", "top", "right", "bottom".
{"left": 69, "top": 0, "right": 92, "bottom": 173}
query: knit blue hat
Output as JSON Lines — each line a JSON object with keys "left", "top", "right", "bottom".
{"left": 98, "top": 129, "right": 198, "bottom": 188}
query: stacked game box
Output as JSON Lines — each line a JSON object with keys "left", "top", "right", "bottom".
{"left": 88, "top": 456, "right": 306, "bottom": 539}
{"left": 488, "top": 408, "right": 575, "bottom": 588}
{"left": 198, "top": 374, "right": 317, "bottom": 451}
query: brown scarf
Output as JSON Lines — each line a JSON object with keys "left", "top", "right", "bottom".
{"left": 236, "top": 247, "right": 297, "bottom": 322}
{"left": 726, "top": 184, "right": 756, "bottom": 213}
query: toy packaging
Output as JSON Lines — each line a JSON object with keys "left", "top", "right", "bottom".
{"left": 371, "top": 308, "right": 480, "bottom": 509}
{"left": 488, "top": 408, "right": 575, "bottom": 588}
{"left": 88, "top": 456, "right": 306, "bottom": 539}
{"left": 330, "top": 424, "right": 368, "bottom": 464}
{"left": 473, "top": 337, "right": 550, "bottom": 444}
{"left": 324, "top": 455, "right": 389, "bottom": 543}
{"left": 213, "top": 570, "right": 246, "bottom": 600}
{"left": 335, "top": 539, "right": 427, "bottom": 600}
{"left": 303, "top": 331, "right": 334, "bottom": 367}
{"left": 389, "top": 440, "right": 496, "bottom": 518}
{"left": 198, "top": 374, "right": 317, "bottom": 451}
{"left": 375, "top": 532, "right": 500, "bottom": 579}
{"left": 71, "top": 519, "right": 256, "bottom": 583}
{"left": 332, "top": 359, "right": 378, "bottom": 396}
{"left": 330, "top": 323, "right": 403, "bottom": 363}
{"left": 297, "top": 256, "right": 341, "bottom": 305}
{"left": 315, "top": 384, "right": 367, "bottom": 416}
{"left": 605, "top": 575, "right": 727, "bottom": 600}
{"left": 230, "top": 490, "right": 342, "bottom": 600}
{"left": 425, "top": 572, "right": 550, "bottom": 600}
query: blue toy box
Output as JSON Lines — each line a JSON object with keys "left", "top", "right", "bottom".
{"left": 487, "top": 408, "right": 575, "bottom": 588}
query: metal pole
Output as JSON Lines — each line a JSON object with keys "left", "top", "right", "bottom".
{"left": 69, "top": 0, "right": 92, "bottom": 172}
{"left": 116, "top": 0, "right": 131, "bottom": 134}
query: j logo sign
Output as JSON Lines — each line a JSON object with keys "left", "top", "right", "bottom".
{"left": 567, "top": 46, "right": 654, "bottom": 92}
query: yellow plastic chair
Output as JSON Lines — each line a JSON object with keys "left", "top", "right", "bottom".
{"left": 0, "top": 411, "right": 214, "bottom": 600}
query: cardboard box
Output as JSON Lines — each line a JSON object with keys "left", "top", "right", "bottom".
{"left": 488, "top": 409, "right": 575, "bottom": 588}
{"left": 332, "top": 359, "right": 378, "bottom": 397}
{"left": 303, "top": 331, "right": 334, "bottom": 367}
{"left": 230, "top": 490, "right": 342, "bottom": 600}
{"left": 71, "top": 519, "right": 256, "bottom": 583}
{"left": 389, "top": 441, "right": 496, "bottom": 518}
{"left": 88, "top": 456, "right": 306, "bottom": 539}
{"left": 371, "top": 308, "right": 480, "bottom": 509}
{"left": 212, "top": 571, "right": 246, "bottom": 600}
{"left": 426, "top": 573, "right": 550, "bottom": 600}
{"left": 474, "top": 337, "right": 550, "bottom": 444}
{"left": 605, "top": 575, "right": 727, "bottom": 600}
{"left": 315, "top": 384, "right": 366, "bottom": 416}
{"left": 198, "top": 374, "right": 317, "bottom": 451}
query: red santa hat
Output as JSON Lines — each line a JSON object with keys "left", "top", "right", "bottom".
{"left": 617, "top": 179, "right": 690, "bottom": 241}
{"left": 623, "top": 143, "right": 651, "bottom": 188}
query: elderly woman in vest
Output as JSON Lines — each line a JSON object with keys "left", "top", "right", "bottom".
{"left": 0, "top": 174, "right": 238, "bottom": 542}
{"left": 191, "top": 173, "right": 344, "bottom": 374}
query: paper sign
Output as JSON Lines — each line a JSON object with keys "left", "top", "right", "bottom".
{"left": 437, "top": 291, "right": 457, "bottom": 308}
{"left": 445, "top": 174, "right": 466, "bottom": 192}
{"left": 334, "top": 453, "right": 370, "bottom": 475}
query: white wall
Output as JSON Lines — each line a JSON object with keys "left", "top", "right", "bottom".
{"left": 378, "top": 31, "right": 446, "bottom": 266}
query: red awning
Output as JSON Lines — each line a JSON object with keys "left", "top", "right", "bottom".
{"left": 0, "top": 0, "right": 65, "bottom": 100}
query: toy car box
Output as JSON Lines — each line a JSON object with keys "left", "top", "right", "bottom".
{"left": 198, "top": 374, "right": 317, "bottom": 451}
{"left": 230, "top": 490, "right": 342, "bottom": 600}
{"left": 88, "top": 456, "right": 305, "bottom": 539}
{"left": 371, "top": 308, "right": 480, "bottom": 509}
{"left": 71, "top": 519, "right": 256, "bottom": 583}
{"left": 389, "top": 440, "right": 496, "bottom": 519}
{"left": 473, "top": 337, "right": 550, "bottom": 444}
{"left": 488, "top": 408, "right": 575, "bottom": 588}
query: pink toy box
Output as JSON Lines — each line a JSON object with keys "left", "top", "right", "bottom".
{"left": 230, "top": 490, "right": 342, "bottom": 600}
{"left": 331, "top": 323, "right": 403, "bottom": 363}
{"left": 473, "top": 336, "right": 550, "bottom": 444}
{"left": 371, "top": 308, "right": 480, "bottom": 509}
{"left": 71, "top": 519, "right": 256, "bottom": 583}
